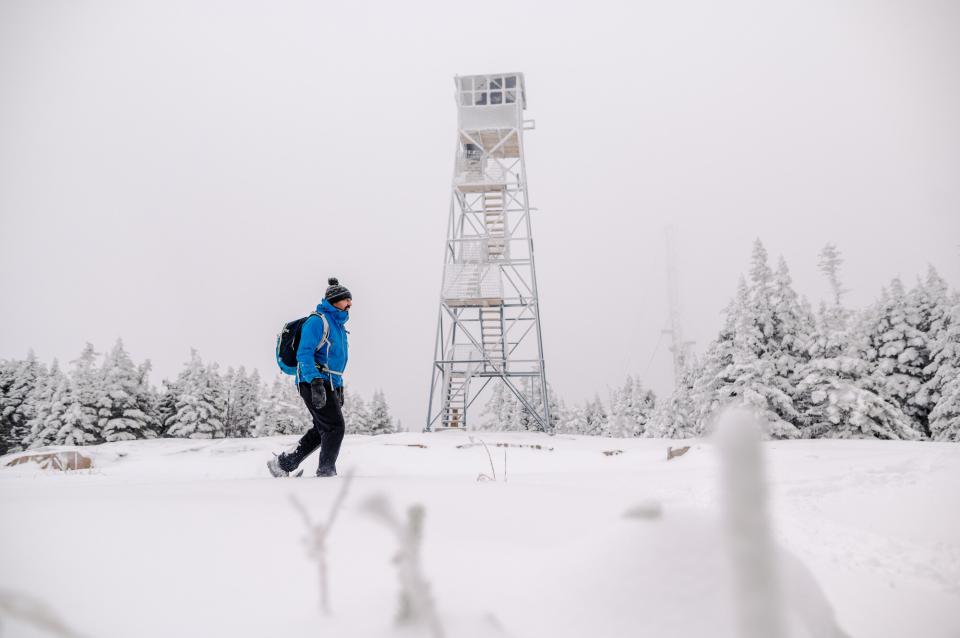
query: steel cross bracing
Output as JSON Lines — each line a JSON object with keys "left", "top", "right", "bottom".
{"left": 426, "top": 72, "right": 550, "bottom": 432}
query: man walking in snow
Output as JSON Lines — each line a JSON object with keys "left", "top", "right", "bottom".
{"left": 268, "top": 278, "right": 352, "bottom": 478}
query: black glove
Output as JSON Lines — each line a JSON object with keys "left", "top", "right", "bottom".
{"left": 310, "top": 378, "right": 327, "bottom": 411}
{"left": 335, "top": 386, "right": 344, "bottom": 407}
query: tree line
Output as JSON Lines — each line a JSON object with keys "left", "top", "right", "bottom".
{"left": 0, "top": 345, "right": 396, "bottom": 455}
{"left": 3, "top": 240, "right": 957, "bottom": 448}
{"left": 482, "top": 241, "right": 959, "bottom": 441}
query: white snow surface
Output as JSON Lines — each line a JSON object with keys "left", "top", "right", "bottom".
{"left": 1, "top": 432, "right": 958, "bottom": 638}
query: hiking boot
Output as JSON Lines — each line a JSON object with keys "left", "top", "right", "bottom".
{"left": 267, "top": 453, "right": 297, "bottom": 478}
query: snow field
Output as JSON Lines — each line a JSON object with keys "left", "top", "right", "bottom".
{"left": 1, "top": 432, "right": 959, "bottom": 638}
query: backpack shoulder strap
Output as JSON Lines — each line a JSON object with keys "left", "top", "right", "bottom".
{"left": 311, "top": 312, "right": 330, "bottom": 349}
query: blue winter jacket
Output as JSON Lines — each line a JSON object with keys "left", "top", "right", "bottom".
{"left": 296, "top": 299, "right": 349, "bottom": 388}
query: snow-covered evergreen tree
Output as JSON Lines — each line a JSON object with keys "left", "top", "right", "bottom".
{"left": 23, "top": 360, "right": 68, "bottom": 449}
{"left": 691, "top": 278, "right": 746, "bottom": 432}
{"left": 708, "top": 242, "right": 801, "bottom": 438}
{"left": 797, "top": 246, "right": 920, "bottom": 440}
{"left": 796, "top": 244, "right": 857, "bottom": 435}
{"left": 164, "top": 350, "right": 226, "bottom": 439}
{"left": 798, "top": 358, "right": 921, "bottom": 440}
{"left": 811, "top": 245, "right": 851, "bottom": 360}
{"left": 0, "top": 351, "right": 45, "bottom": 453}
{"left": 477, "top": 380, "right": 557, "bottom": 432}
{"left": 477, "top": 383, "right": 510, "bottom": 431}
{"left": 223, "top": 367, "right": 262, "bottom": 438}
{"left": 0, "top": 359, "right": 16, "bottom": 453}
{"left": 606, "top": 376, "right": 656, "bottom": 437}
{"left": 135, "top": 360, "right": 160, "bottom": 437}
{"left": 223, "top": 367, "right": 238, "bottom": 437}
{"left": 858, "top": 278, "right": 929, "bottom": 435}
{"left": 343, "top": 392, "right": 370, "bottom": 434}
{"left": 368, "top": 390, "right": 396, "bottom": 435}
{"left": 156, "top": 378, "right": 180, "bottom": 436}
{"left": 928, "top": 298, "right": 960, "bottom": 441}
{"left": 254, "top": 377, "right": 308, "bottom": 436}
{"left": 770, "top": 257, "right": 815, "bottom": 398}
{"left": 819, "top": 243, "right": 847, "bottom": 307}
{"left": 554, "top": 400, "right": 580, "bottom": 434}
{"left": 647, "top": 366, "right": 699, "bottom": 438}
{"left": 509, "top": 379, "right": 558, "bottom": 433}
{"left": 540, "top": 382, "right": 561, "bottom": 433}
{"left": 235, "top": 368, "right": 262, "bottom": 437}
{"left": 910, "top": 267, "right": 953, "bottom": 429}
{"left": 98, "top": 339, "right": 159, "bottom": 441}
{"left": 55, "top": 343, "right": 104, "bottom": 446}
{"left": 579, "top": 395, "right": 608, "bottom": 436}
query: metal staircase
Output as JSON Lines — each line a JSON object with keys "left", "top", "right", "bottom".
{"left": 480, "top": 306, "right": 506, "bottom": 372}
{"left": 483, "top": 189, "right": 507, "bottom": 260}
{"left": 441, "top": 369, "right": 468, "bottom": 428}
{"left": 436, "top": 190, "right": 507, "bottom": 427}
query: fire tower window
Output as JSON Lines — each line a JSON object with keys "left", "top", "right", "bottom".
{"left": 504, "top": 75, "right": 517, "bottom": 103}
{"left": 459, "top": 75, "right": 518, "bottom": 107}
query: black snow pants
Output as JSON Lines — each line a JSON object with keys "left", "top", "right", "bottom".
{"left": 286, "top": 381, "right": 345, "bottom": 474}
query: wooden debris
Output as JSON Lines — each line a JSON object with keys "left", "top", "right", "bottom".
{"left": 5, "top": 451, "right": 92, "bottom": 471}
{"left": 667, "top": 446, "right": 691, "bottom": 461}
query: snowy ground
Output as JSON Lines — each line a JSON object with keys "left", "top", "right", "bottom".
{"left": 1, "top": 432, "right": 958, "bottom": 638}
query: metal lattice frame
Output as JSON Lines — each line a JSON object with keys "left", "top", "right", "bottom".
{"left": 426, "top": 72, "right": 550, "bottom": 432}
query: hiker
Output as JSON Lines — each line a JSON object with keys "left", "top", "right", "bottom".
{"left": 268, "top": 277, "right": 352, "bottom": 478}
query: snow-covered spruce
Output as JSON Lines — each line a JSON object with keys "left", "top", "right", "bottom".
{"left": 22, "top": 360, "right": 68, "bottom": 449}
{"left": 478, "top": 380, "right": 559, "bottom": 433}
{"left": 98, "top": 339, "right": 159, "bottom": 442}
{"left": 0, "top": 351, "right": 43, "bottom": 453}
{"left": 254, "top": 376, "right": 308, "bottom": 436}
{"left": 57, "top": 343, "right": 107, "bottom": 446}
{"left": 223, "top": 366, "right": 263, "bottom": 438}
{"left": 163, "top": 349, "right": 226, "bottom": 439}
{"left": 927, "top": 298, "right": 960, "bottom": 441}
{"left": 606, "top": 376, "right": 656, "bottom": 437}
{"left": 796, "top": 245, "right": 920, "bottom": 439}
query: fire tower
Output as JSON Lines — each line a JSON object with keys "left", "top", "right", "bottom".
{"left": 426, "top": 72, "right": 550, "bottom": 431}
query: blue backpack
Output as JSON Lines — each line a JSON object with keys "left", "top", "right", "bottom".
{"left": 275, "top": 312, "right": 330, "bottom": 375}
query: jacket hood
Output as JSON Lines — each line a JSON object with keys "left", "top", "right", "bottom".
{"left": 317, "top": 299, "right": 350, "bottom": 325}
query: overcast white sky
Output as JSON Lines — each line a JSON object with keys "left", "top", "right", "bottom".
{"left": 1, "top": 0, "right": 958, "bottom": 430}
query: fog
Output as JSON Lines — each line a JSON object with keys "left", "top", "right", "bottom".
{"left": 2, "top": 0, "right": 958, "bottom": 429}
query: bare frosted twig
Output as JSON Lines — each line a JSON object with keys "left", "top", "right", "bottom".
{"left": 362, "top": 494, "right": 445, "bottom": 638}
{"left": 288, "top": 468, "right": 355, "bottom": 615}
{"left": 470, "top": 436, "right": 497, "bottom": 482}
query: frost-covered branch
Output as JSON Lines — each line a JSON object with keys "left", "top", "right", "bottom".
{"left": 473, "top": 437, "right": 496, "bottom": 482}
{"left": 288, "top": 469, "right": 354, "bottom": 614}
{"left": 362, "top": 494, "right": 444, "bottom": 638}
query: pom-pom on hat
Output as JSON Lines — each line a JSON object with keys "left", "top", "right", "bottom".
{"left": 324, "top": 277, "right": 352, "bottom": 304}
